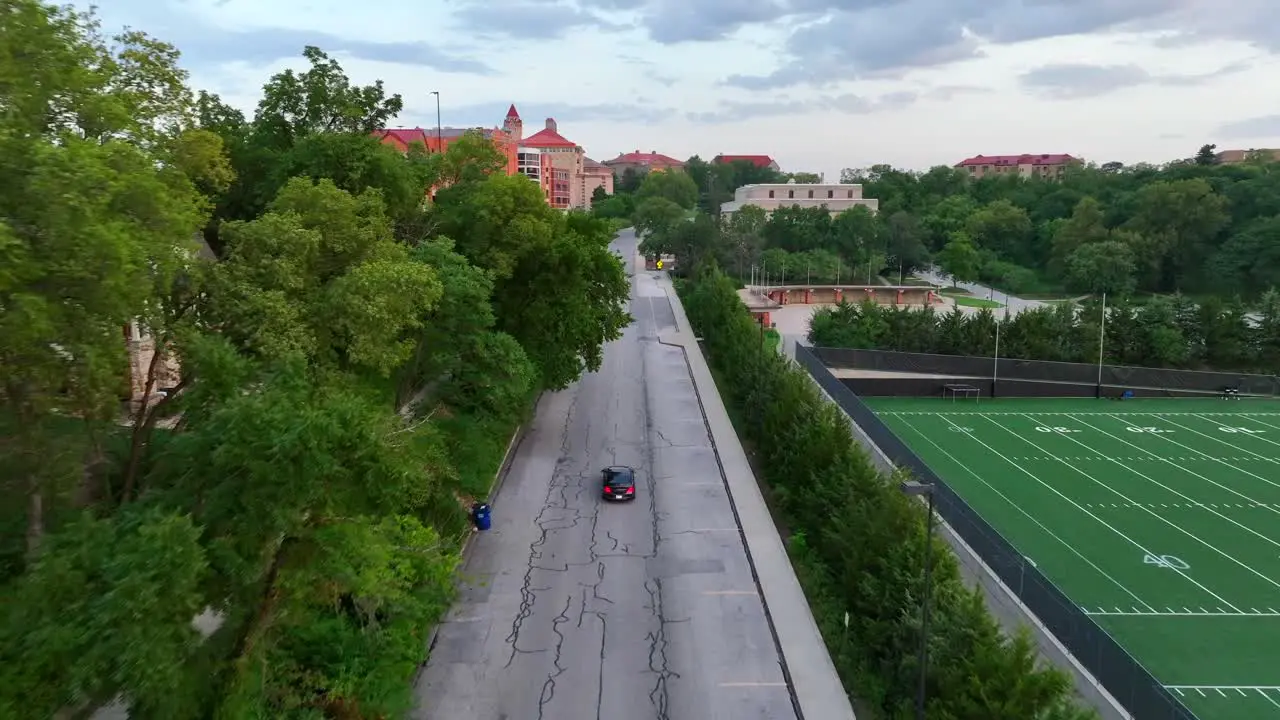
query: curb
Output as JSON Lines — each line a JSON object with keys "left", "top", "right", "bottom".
{"left": 658, "top": 274, "right": 856, "bottom": 720}
{"left": 419, "top": 395, "right": 542, "bottom": 666}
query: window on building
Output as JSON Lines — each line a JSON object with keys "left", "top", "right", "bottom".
{"left": 768, "top": 190, "right": 775, "bottom": 198}
{"left": 807, "top": 190, "right": 814, "bottom": 198}
{"left": 827, "top": 190, "right": 834, "bottom": 198}
{"left": 846, "top": 190, "right": 853, "bottom": 198}
{"left": 788, "top": 190, "right": 794, "bottom": 199}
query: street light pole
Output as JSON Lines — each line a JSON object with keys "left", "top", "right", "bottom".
{"left": 900, "top": 480, "right": 936, "bottom": 720}
{"left": 756, "top": 313, "right": 766, "bottom": 436}
{"left": 429, "top": 91, "right": 442, "bottom": 150}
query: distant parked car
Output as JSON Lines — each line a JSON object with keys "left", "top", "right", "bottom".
{"left": 601, "top": 466, "right": 636, "bottom": 501}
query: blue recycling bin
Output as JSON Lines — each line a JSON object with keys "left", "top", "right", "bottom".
{"left": 472, "top": 502, "right": 491, "bottom": 531}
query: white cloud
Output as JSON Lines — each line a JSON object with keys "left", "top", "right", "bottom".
{"left": 71, "top": 0, "right": 1280, "bottom": 181}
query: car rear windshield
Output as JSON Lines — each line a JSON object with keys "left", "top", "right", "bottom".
{"left": 605, "top": 469, "right": 631, "bottom": 486}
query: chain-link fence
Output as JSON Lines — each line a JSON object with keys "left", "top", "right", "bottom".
{"left": 815, "top": 347, "right": 1280, "bottom": 396}
{"left": 796, "top": 344, "right": 1198, "bottom": 720}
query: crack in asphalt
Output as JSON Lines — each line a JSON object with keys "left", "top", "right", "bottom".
{"left": 639, "top": 301, "right": 673, "bottom": 720}
{"left": 536, "top": 594, "right": 574, "bottom": 718}
{"left": 644, "top": 577, "right": 679, "bottom": 720}
{"left": 503, "top": 388, "right": 584, "bottom": 669}
{"left": 502, "top": 277, "right": 681, "bottom": 719}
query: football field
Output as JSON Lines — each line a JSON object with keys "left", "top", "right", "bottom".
{"left": 866, "top": 397, "right": 1280, "bottom": 720}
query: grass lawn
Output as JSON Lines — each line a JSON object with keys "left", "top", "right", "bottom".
{"left": 901, "top": 276, "right": 938, "bottom": 287}
{"left": 951, "top": 295, "right": 1004, "bottom": 309}
{"left": 865, "top": 396, "right": 1280, "bottom": 720}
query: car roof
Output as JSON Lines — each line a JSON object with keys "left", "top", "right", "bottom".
{"left": 604, "top": 466, "right": 635, "bottom": 478}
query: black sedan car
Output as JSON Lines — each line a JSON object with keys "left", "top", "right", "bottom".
{"left": 601, "top": 466, "right": 637, "bottom": 501}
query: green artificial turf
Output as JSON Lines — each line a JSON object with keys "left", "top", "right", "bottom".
{"left": 863, "top": 396, "right": 1280, "bottom": 720}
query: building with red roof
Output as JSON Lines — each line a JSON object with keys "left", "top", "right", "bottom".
{"left": 512, "top": 112, "right": 613, "bottom": 209}
{"left": 954, "top": 153, "right": 1080, "bottom": 179}
{"left": 714, "top": 154, "right": 779, "bottom": 171}
{"left": 602, "top": 150, "right": 685, "bottom": 175}
{"left": 375, "top": 104, "right": 613, "bottom": 210}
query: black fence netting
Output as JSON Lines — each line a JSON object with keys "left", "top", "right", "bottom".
{"left": 796, "top": 344, "right": 1196, "bottom": 720}
{"left": 816, "top": 347, "right": 1280, "bottom": 396}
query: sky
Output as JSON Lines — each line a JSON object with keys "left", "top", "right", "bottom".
{"left": 74, "top": 0, "right": 1280, "bottom": 181}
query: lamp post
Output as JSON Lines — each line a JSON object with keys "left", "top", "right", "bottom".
{"left": 756, "top": 312, "right": 766, "bottom": 437}
{"left": 429, "top": 91, "right": 442, "bottom": 150}
{"left": 900, "top": 479, "right": 936, "bottom": 720}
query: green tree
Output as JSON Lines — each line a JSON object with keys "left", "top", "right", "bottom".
{"left": 200, "top": 46, "right": 407, "bottom": 236}
{"left": 921, "top": 195, "right": 977, "bottom": 251}
{"left": 616, "top": 167, "right": 645, "bottom": 194}
{"left": 666, "top": 212, "right": 726, "bottom": 274}
{"left": 254, "top": 46, "right": 403, "bottom": 147}
{"left": 432, "top": 172, "right": 559, "bottom": 279}
{"left": 1194, "top": 143, "right": 1218, "bottom": 166}
{"left": 1209, "top": 215, "right": 1280, "bottom": 295}
{"left": 273, "top": 132, "right": 435, "bottom": 224}
{"left": 0, "top": 1, "right": 212, "bottom": 550}
{"left": 1124, "top": 178, "right": 1228, "bottom": 291}
{"left": 1255, "top": 289, "right": 1280, "bottom": 369}
{"left": 152, "top": 363, "right": 457, "bottom": 716}
{"left": 764, "top": 205, "right": 833, "bottom": 253}
{"left": 786, "top": 171, "right": 822, "bottom": 183}
{"left": 433, "top": 129, "right": 507, "bottom": 187}
{"left": 1064, "top": 240, "right": 1136, "bottom": 296}
{"left": 490, "top": 218, "right": 631, "bottom": 389}
{"left": 966, "top": 199, "right": 1034, "bottom": 264}
{"left": 633, "top": 196, "right": 688, "bottom": 257}
{"left": 830, "top": 205, "right": 879, "bottom": 265}
{"left": 636, "top": 168, "right": 699, "bottom": 210}
{"left": 1049, "top": 197, "right": 1110, "bottom": 277}
{"left": 208, "top": 177, "right": 442, "bottom": 378}
{"left": 884, "top": 211, "right": 929, "bottom": 280}
{"left": 0, "top": 507, "right": 207, "bottom": 719}
{"left": 936, "top": 233, "right": 981, "bottom": 287}
{"left": 396, "top": 237, "right": 496, "bottom": 406}
{"left": 723, "top": 205, "right": 768, "bottom": 279}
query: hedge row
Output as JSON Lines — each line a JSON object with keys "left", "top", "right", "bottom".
{"left": 678, "top": 265, "right": 1096, "bottom": 720}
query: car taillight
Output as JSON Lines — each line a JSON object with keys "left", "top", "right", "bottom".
{"left": 625, "top": 487, "right": 634, "bottom": 494}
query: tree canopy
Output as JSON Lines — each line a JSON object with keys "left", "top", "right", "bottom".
{"left": 0, "top": 3, "right": 630, "bottom": 716}
{"left": 601, "top": 147, "right": 1280, "bottom": 303}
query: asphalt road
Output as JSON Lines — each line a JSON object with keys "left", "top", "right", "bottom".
{"left": 413, "top": 230, "right": 798, "bottom": 720}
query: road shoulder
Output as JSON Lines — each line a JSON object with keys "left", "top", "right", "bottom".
{"left": 656, "top": 272, "right": 856, "bottom": 720}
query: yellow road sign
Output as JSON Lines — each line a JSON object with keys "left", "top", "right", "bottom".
{"left": 656, "top": 260, "right": 664, "bottom": 269}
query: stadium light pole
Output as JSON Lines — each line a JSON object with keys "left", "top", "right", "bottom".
{"left": 1097, "top": 293, "right": 1108, "bottom": 392}
{"left": 901, "top": 479, "right": 936, "bottom": 720}
{"left": 993, "top": 317, "right": 1001, "bottom": 397}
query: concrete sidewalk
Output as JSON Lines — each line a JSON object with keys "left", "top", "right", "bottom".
{"left": 657, "top": 273, "right": 856, "bottom": 720}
